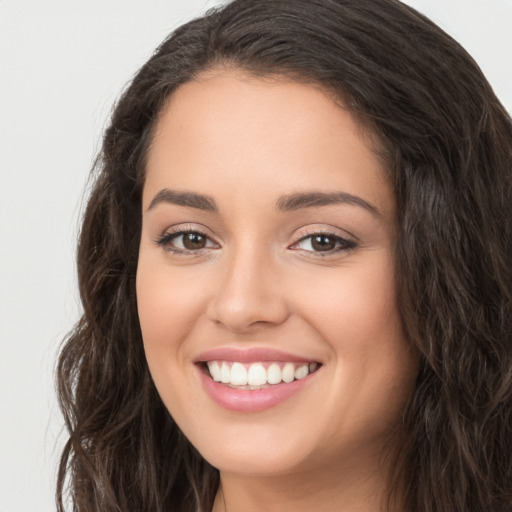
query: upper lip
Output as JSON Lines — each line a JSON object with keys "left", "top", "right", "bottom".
{"left": 194, "top": 347, "right": 319, "bottom": 364}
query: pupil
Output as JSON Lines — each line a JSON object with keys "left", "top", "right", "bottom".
{"left": 312, "top": 235, "right": 335, "bottom": 251}
{"left": 183, "top": 233, "right": 206, "bottom": 250}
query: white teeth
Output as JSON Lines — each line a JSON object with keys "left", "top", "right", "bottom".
{"left": 207, "top": 361, "right": 221, "bottom": 382}
{"left": 294, "top": 364, "right": 309, "bottom": 380}
{"left": 221, "top": 361, "right": 231, "bottom": 383}
{"left": 247, "top": 363, "right": 267, "bottom": 386}
{"left": 206, "top": 360, "right": 320, "bottom": 387}
{"left": 281, "top": 363, "right": 295, "bottom": 383}
{"left": 267, "top": 363, "right": 282, "bottom": 384}
{"left": 230, "top": 362, "right": 248, "bottom": 385}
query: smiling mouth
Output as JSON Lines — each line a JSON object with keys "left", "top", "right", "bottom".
{"left": 203, "top": 360, "right": 321, "bottom": 390}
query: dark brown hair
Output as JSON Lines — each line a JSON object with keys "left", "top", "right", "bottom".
{"left": 56, "top": 1, "right": 512, "bottom": 511}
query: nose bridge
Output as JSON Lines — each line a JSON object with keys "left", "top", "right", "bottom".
{"left": 207, "top": 238, "right": 289, "bottom": 332}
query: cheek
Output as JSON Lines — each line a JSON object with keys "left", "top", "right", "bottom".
{"left": 296, "top": 253, "right": 401, "bottom": 351}
{"left": 137, "top": 254, "right": 207, "bottom": 338}
{"left": 135, "top": 250, "right": 210, "bottom": 381}
{"left": 135, "top": 256, "right": 210, "bottom": 421}
{"left": 292, "top": 252, "right": 415, "bottom": 429}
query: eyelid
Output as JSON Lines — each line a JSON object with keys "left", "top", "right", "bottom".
{"left": 153, "top": 223, "right": 357, "bottom": 255}
{"left": 291, "top": 224, "right": 357, "bottom": 243}
{"left": 156, "top": 223, "right": 218, "bottom": 240}
{"left": 154, "top": 223, "right": 221, "bottom": 253}
{"left": 289, "top": 225, "right": 358, "bottom": 254}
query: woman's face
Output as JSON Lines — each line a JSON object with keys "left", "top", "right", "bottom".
{"left": 137, "top": 70, "right": 417, "bottom": 477}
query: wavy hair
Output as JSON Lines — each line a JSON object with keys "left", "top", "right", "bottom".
{"left": 56, "top": 1, "right": 512, "bottom": 511}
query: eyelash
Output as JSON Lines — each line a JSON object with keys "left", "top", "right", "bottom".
{"left": 155, "top": 228, "right": 357, "bottom": 256}
{"left": 155, "top": 227, "right": 217, "bottom": 255}
{"left": 290, "top": 230, "right": 357, "bottom": 255}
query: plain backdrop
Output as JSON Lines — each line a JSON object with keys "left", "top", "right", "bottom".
{"left": 0, "top": 1, "right": 510, "bottom": 511}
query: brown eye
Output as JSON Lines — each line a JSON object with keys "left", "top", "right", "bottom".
{"left": 182, "top": 232, "right": 207, "bottom": 250}
{"left": 291, "top": 232, "right": 357, "bottom": 254}
{"left": 156, "top": 230, "right": 218, "bottom": 253}
{"left": 311, "top": 235, "right": 336, "bottom": 251}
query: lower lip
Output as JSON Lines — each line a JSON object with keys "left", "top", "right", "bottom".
{"left": 197, "top": 366, "right": 317, "bottom": 413}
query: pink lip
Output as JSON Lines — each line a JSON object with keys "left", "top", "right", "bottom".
{"left": 195, "top": 348, "right": 321, "bottom": 412}
{"left": 196, "top": 356, "right": 320, "bottom": 413}
{"left": 195, "top": 361, "right": 320, "bottom": 414}
{"left": 195, "top": 347, "right": 316, "bottom": 364}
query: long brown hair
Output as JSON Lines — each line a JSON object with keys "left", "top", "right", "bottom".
{"left": 56, "top": 1, "right": 512, "bottom": 510}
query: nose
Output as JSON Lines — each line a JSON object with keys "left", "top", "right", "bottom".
{"left": 206, "top": 245, "right": 290, "bottom": 333}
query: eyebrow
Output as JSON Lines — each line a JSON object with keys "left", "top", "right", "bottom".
{"left": 276, "top": 191, "right": 382, "bottom": 218}
{"left": 147, "top": 188, "right": 381, "bottom": 218}
{"left": 147, "top": 189, "right": 218, "bottom": 212}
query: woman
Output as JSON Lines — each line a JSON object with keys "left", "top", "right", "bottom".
{"left": 56, "top": 0, "right": 512, "bottom": 511}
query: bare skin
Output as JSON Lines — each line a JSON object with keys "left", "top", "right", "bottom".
{"left": 137, "top": 69, "right": 417, "bottom": 512}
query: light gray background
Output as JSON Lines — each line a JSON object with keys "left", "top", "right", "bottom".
{"left": 0, "top": 1, "right": 510, "bottom": 511}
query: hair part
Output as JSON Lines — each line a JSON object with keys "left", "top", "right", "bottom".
{"left": 57, "top": 1, "right": 512, "bottom": 511}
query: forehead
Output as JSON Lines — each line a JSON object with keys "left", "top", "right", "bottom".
{"left": 144, "top": 70, "right": 394, "bottom": 220}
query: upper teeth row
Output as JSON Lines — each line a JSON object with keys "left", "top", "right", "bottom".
{"left": 206, "top": 361, "right": 318, "bottom": 386}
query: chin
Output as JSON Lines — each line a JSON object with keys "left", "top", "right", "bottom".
{"left": 177, "top": 414, "right": 314, "bottom": 476}
{"left": 202, "top": 444, "right": 312, "bottom": 477}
